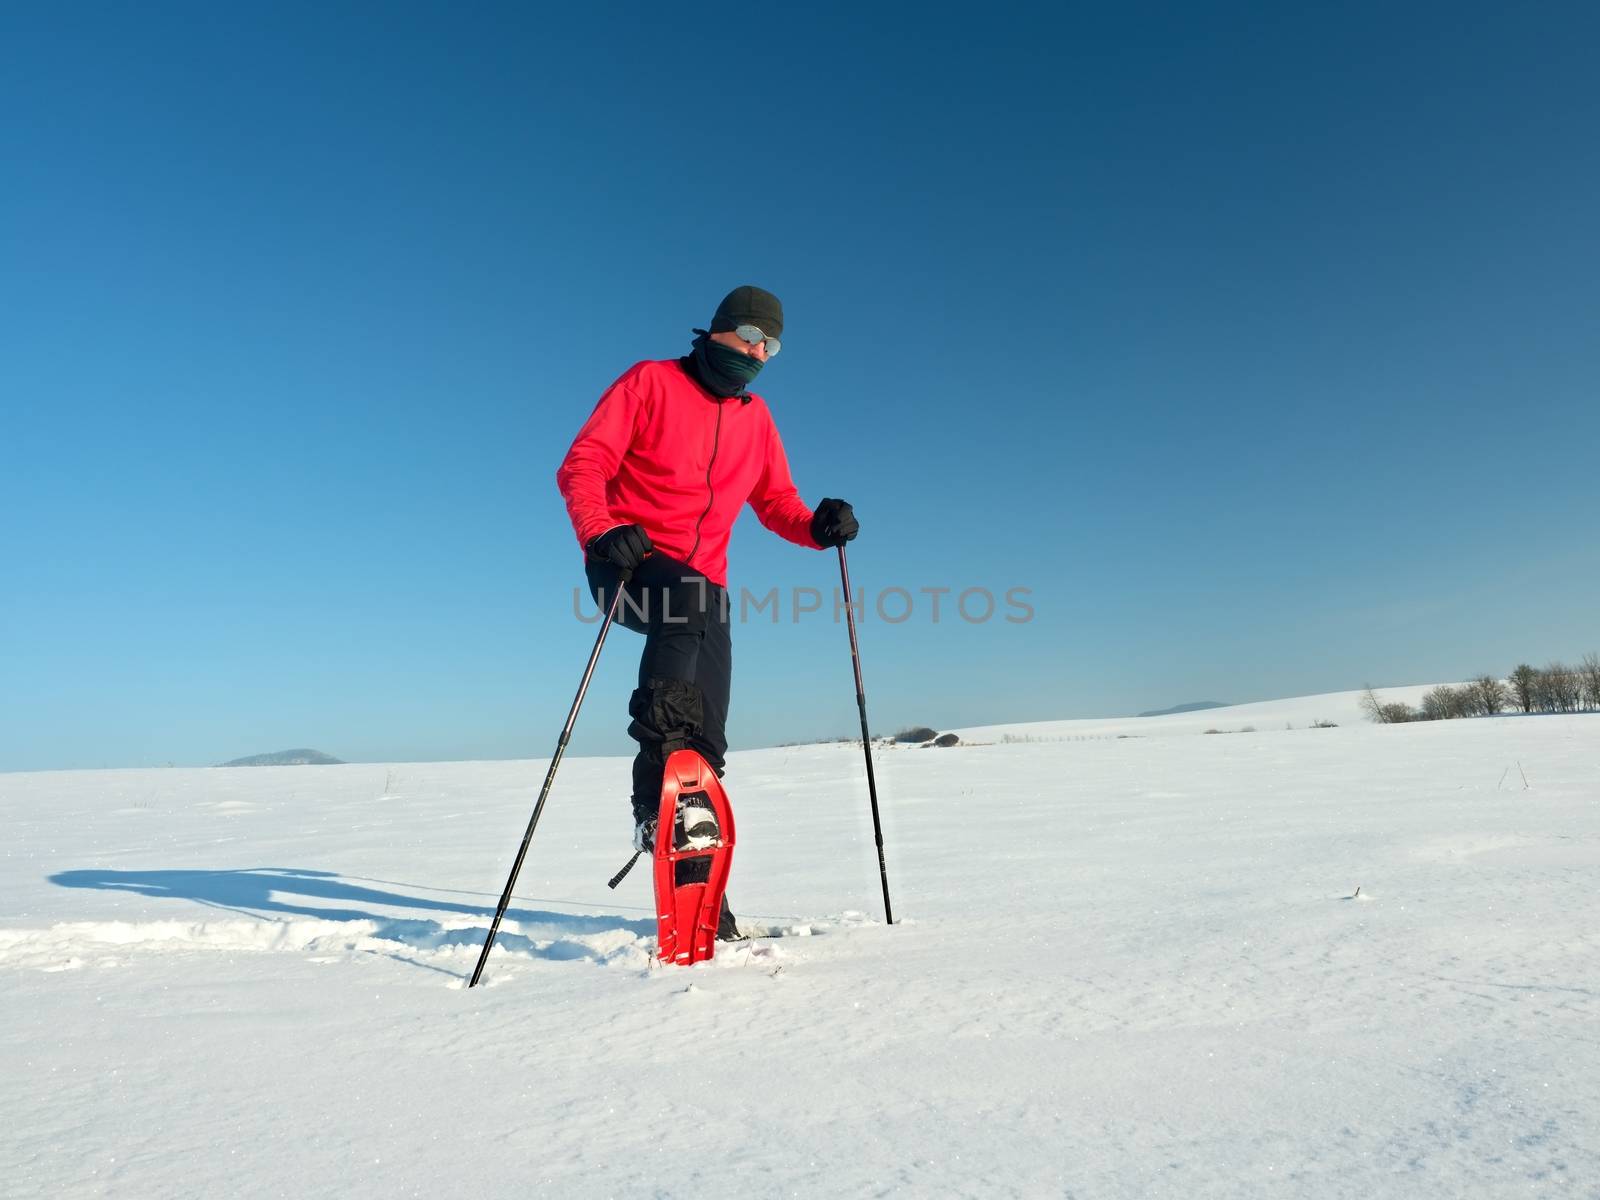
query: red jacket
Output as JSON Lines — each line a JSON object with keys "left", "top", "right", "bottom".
{"left": 556, "top": 359, "right": 819, "bottom": 587}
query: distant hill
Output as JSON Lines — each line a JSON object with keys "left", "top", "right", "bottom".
{"left": 219, "top": 749, "right": 345, "bottom": 767}
{"left": 1137, "top": 701, "right": 1230, "bottom": 718}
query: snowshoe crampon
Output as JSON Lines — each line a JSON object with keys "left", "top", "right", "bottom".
{"left": 653, "top": 749, "right": 735, "bottom": 965}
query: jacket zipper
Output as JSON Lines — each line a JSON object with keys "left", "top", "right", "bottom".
{"left": 688, "top": 399, "right": 723, "bottom": 569}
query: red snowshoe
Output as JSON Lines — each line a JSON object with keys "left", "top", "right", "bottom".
{"left": 652, "top": 749, "right": 736, "bottom": 965}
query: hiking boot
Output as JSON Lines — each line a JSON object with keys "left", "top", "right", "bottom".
{"left": 716, "top": 894, "right": 742, "bottom": 942}
{"left": 676, "top": 793, "right": 719, "bottom": 850}
{"left": 633, "top": 818, "right": 656, "bottom": 855}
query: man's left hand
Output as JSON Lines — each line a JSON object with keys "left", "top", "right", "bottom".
{"left": 811, "top": 498, "right": 859, "bottom": 547}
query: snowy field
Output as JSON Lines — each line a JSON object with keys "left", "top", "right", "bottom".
{"left": 3, "top": 690, "right": 1598, "bottom": 1198}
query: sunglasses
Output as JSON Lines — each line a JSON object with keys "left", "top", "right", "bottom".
{"left": 733, "top": 324, "right": 781, "bottom": 357}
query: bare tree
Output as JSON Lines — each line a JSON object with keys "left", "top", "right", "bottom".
{"left": 1421, "top": 686, "right": 1455, "bottom": 721}
{"left": 1361, "top": 685, "right": 1420, "bottom": 724}
{"left": 1359, "top": 685, "right": 1384, "bottom": 723}
{"left": 1509, "top": 663, "right": 1538, "bottom": 713}
{"left": 1470, "top": 675, "right": 1508, "bottom": 716}
{"left": 1581, "top": 653, "right": 1600, "bottom": 711}
{"left": 1540, "top": 661, "right": 1583, "bottom": 713}
{"left": 1530, "top": 667, "right": 1553, "bottom": 712}
{"left": 1422, "top": 685, "right": 1477, "bottom": 721}
{"left": 1380, "top": 702, "right": 1417, "bottom": 723}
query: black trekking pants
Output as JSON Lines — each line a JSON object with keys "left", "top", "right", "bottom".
{"left": 585, "top": 552, "right": 731, "bottom": 823}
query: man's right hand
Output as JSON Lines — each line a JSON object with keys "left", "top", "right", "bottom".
{"left": 587, "top": 524, "right": 654, "bottom": 571}
{"left": 810, "top": 498, "right": 859, "bottom": 547}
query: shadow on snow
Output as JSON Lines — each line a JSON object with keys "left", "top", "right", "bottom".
{"left": 47, "top": 867, "right": 655, "bottom": 972}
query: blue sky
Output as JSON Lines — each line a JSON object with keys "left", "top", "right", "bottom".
{"left": 3, "top": 2, "right": 1597, "bottom": 771}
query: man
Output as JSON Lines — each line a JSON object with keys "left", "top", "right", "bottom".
{"left": 556, "top": 285, "right": 859, "bottom": 938}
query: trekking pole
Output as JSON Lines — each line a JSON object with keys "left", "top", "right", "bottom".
{"left": 836, "top": 546, "right": 895, "bottom": 925}
{"left": 468, "top": 571, "right": 632, "bottom": 988}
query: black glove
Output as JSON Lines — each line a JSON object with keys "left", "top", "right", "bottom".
{"left": 810, "top": 498, "right": 859, "bottom": 547}
{"left": 587, "top": 523, "right": 654, "bottom": 571}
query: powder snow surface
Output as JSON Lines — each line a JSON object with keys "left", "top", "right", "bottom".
{"left": 2, "top": 693, "right": 1598, "bottom": 1198}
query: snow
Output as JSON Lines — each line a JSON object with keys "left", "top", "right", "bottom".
{"left": 951, "top": 683, "right": 1449, "bottom": 741}
{"left": 3, "top": 692, "right": 1598, "bottom": 1197}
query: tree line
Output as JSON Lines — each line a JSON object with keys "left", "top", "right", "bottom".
{"left": 1362, "top": 655, "right": 1600, "bottom": 723}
